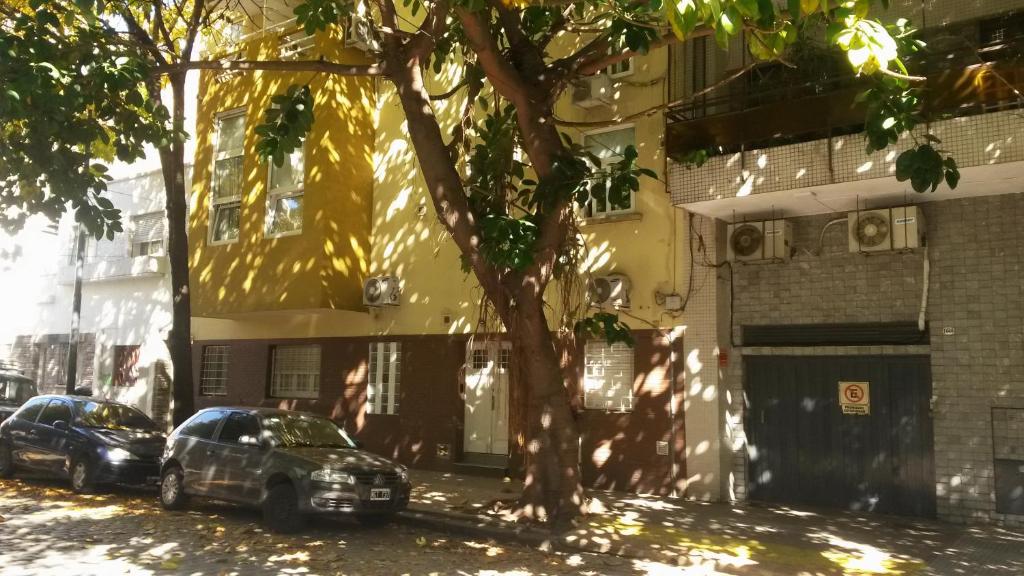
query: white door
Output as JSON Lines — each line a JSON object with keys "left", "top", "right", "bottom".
{"left": 463, "top": 341, "right": 510, "bottom": 455}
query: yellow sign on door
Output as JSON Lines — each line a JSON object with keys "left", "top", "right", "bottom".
{"left": 839, "top": 381, "right": 870, "bottom": 415}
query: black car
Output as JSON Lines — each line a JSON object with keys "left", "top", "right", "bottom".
{"left": 0, "top": 371, "right": 38, "bottom": 423}
{"left": 160, "top": 407, "right": 411, "bottom": 533}
{"left": 0, "top": 395, "right": 166, "bottom": 493}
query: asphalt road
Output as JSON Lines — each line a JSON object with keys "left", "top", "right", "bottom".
{"left": 0, "top": 478, "right": 696, "bottom": 576}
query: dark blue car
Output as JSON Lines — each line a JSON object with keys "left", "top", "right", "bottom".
{"left": 0, "top": 395, "right": 165, "bottom": 493}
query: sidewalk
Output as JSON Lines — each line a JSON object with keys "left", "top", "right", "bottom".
{"left": 401, "top": 470, "right": 1024, "bottom": 576}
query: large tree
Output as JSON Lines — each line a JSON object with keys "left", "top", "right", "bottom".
{"left": 1, "top": 0, "right": 960, "bottom": 523}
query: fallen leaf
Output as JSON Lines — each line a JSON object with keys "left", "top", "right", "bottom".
{"left": 160, "top": 559, "right": 180, "bottom": 570}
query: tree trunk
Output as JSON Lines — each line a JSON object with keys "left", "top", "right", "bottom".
{"left": 512, "top": 292, "right": 584, "bottom": 526}
{"left": 158, "top": 73, "right": 195, "bottom": 427}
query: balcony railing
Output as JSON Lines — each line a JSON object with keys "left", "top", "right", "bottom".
{"left": 667, "top": 37, "right": 1024, "bottom": 159}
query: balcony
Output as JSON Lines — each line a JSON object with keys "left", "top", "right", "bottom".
{"left": 57, "top": 256, "right": 168, "bottom": 285}
{"left": 667, "top": 47, "right": 1024, "bottom": 160}
{"left": 666, "top": 26, "right": 1024, "bottom": 215}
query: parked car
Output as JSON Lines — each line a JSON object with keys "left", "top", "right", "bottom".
{"left": 0, "top": 370, "right": 38, "bottom": 423}
{"left": 0, "top": 395, "right": 165, "bottom": 493}
{"left": 159, "top": 407, "right": 411, "bottom": 533}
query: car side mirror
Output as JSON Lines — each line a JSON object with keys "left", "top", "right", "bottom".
{"left": 52, "top": 420, "right": 68, "bottom": 431}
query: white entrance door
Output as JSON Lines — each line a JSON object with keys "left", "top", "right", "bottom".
{"left": 463, "top": 341, "right": 510, "bottom": 455}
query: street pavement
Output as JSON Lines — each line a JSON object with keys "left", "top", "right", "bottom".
{"left": 0, "top": 477, "right": 697, "bottom": 576}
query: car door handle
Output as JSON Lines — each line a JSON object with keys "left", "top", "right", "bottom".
{"left": 206, "top": 449, "right": 216, "bottom": 456}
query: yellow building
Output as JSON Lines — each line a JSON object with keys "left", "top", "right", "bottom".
{"left": 189, "top": 11, "right": 685, "bottom": 492}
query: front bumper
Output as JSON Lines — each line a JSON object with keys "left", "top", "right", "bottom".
{"left": 304, "top": 481, "right": 411, "bottom": 515}
{"left": 95, "top": 459, "right": 161, "bottom": 486}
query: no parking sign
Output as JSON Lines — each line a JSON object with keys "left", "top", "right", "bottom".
{"left": 839, "top": 381, "right": 870, "bottom": 415}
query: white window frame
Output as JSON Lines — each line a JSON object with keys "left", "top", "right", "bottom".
{"left": 130, "top": 211, "right": 166, "bottom": 258}
{"left": 367, "top": 342, "right": 400, "bottom": 415}
{"left": 208, "top": 108, "right": 246, "bottom": 246}
{"left": 265, "top": 143, "right": 305, "bottom": 239}
{"left": 199, "top": 345, "right": 230, "bottom": 396}
{"left": 605, "top": 46, "right": 634, "bottom": 79}
{"left": 270, "top": 345, "right": 321, "bottom": 399}
{"left": 583, "top": 341, "right": 634, "bottom": 412}
{"left": 583, "top": 124, "right": 637, "bottom": 219}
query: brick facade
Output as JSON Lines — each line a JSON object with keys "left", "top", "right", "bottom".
{"left": 8, "top": 333, "right": 95, "bottom": 394}
{"left": 191, "top": 329, "right": 687, "bottom": 495}
{"left": 725, "top": 193, "right": 1024, "bottom": 525}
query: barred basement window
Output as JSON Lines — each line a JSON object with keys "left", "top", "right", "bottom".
{"left": 367, "top": 342, "right": 400, "bottom": 415}
{"left": 583, "top": 341, "right": 634, "bottom": 411}
{"left": 199, "top": 346, "right": 230, "bottom": 396}
{"left": 131, "top": 212, "right": 165, "bottom": 257}
{"left": 270, "top": 345, "right": 321, "bottom": 399}
{"left": 113, "top": 345, "right": 141, "bottom": 387}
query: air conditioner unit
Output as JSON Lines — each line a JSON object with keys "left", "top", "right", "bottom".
{"left": 363, "top": 275, "right": 400, "bottom": 306}
{"left": 572, "top": 74, "right": 612, "bottom": 108}
{"left": 727, "top": 219, "right": 791, "bottom": 262}
{"left": 890, "top": 205, "right": 925, "bottom": 250}
{"left": 588, "top": 274, "right": 631, "bottom": 308}
{"left": 344, "top": 14, "right": 380, "bottom": 53}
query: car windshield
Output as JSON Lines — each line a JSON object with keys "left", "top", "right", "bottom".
{"left": 0, "top": 378, "right": 33, "bottom": 404}
{"left": 74, "top": 400, "right": 158, "bottom": 432}
{"left": 260, "top": 413, "right": 357, "bottom": 449}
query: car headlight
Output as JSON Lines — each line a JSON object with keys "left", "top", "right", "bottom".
{"left": 107, "top": 447, "right": 137, "bottom": 462}
{"left": 310, "top": 469, "right": 354, "bottom": 484}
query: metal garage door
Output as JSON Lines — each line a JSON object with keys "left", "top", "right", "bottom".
{"left": 745, "top": 355, "right": 935, "bottom": 517}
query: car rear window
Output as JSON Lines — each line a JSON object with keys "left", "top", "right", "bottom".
{"left": 179, "top": 410, "right": 225, "bottom": 440}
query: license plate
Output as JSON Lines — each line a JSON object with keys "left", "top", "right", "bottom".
{"left": 369, "top": 488, "right": 391, "bottom": 501}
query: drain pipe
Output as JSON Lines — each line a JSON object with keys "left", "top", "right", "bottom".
{"left": 918, "top": 246, "right": 930, "bottom": 332}
{"left": 667, "top": 326, "right": 683, "bottom": 498}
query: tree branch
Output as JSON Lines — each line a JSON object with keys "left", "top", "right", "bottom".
{"left": 553, "top": 61, "right": 756, "bottom": 127}
{"left": 456, "top": 6, "right": 530, "bottom": 107}
{"left": 407, "top": 0, "right": 449, "bottom": 60}
{"left": 151, "top": 59, "right": 385, "bottom": 75}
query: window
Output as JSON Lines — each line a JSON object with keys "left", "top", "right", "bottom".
{"left": 583, "top": 341, "right": 634, "bottom": 411}
{"left": 15, "top": 397, "right": 47, "bottom": 422}
{"left": 583, "top": 126, "right": 637, "bottom": 218}
{"left": 131, "top": 212, "right": 165, "bottom": 257}
{"left": 37, "top": 400, "right": 72, "bottom": 427}
{"left": 113, "top": 345, "right": 140, "bottom": 387}
{"left": 367, "top": 342, "right": 400, "bottom": 415}
{"left": 180, "top": 410, "right": 226, "bottom": 440}
{"left": 270, "top": 345, "right": 321, "bottom": 399}
{"left": 217, "top": 412, "right": 260, "bottom": 444}
{"left": 210, "top": 111, "right": 245, "bottom": 244}
{"left": 199, "top": 345, "right": 230, "bottom": 396}
{"left": 266, "top": 145, "right": 305, "bottom": 237}
{"left": 605, "top": 46, "right": 633, "bottom": 78}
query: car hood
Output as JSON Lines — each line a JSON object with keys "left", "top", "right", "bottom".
{"left": 278, "top": 447, "right": 402, "bottom": 473}
{"left": 86, "top": 428, "right": 167, "bottom": 459}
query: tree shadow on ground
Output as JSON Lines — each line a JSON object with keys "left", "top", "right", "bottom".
{"left": 0, "top": 477, "right": 693, "bottom": 575}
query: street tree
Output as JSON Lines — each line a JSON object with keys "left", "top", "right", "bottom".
{"left": 0, "top": 0, "right": 960, "bottom": 524}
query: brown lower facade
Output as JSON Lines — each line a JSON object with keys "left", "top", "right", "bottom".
{"left": 191, "top": 329, "right": 686, "bottom": 495}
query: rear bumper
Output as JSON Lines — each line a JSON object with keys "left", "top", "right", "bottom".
{"left": 96, "top": 459, "right": 161, "bottom": 486}
{"left": 303, "top": 482, "right": 411, "bottom": 515}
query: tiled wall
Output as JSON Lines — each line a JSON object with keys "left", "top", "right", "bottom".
{"left": 724, "top": 193, "right": 1024, "bottom": 525}
{"left": 670, "top": 110, "right": 1024, "bottom": 206}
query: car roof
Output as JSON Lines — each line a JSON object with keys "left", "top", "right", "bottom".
{"left": 35, "top": 394, "right": 136, "bottom": 407}
{"left": 196, "top": 406, "right": 322, "bottom": 419}
{"left": 0, "top": 371, "right": 35, "bottom": 384}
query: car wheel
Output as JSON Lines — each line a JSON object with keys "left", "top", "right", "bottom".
{"left": 356, "top": 513, "right": 394, "bottom": 527}
{"left": 70, "top": 458, "right": 96, "bottom": 494}
{"left": 0, "top": 442, "right": 14, "bottom": 479}
{"left": 160, "top": 466, "right": 189, "bottom": 511}
{"left": 263, "top": 483, "right": 306, "bottom": 534}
